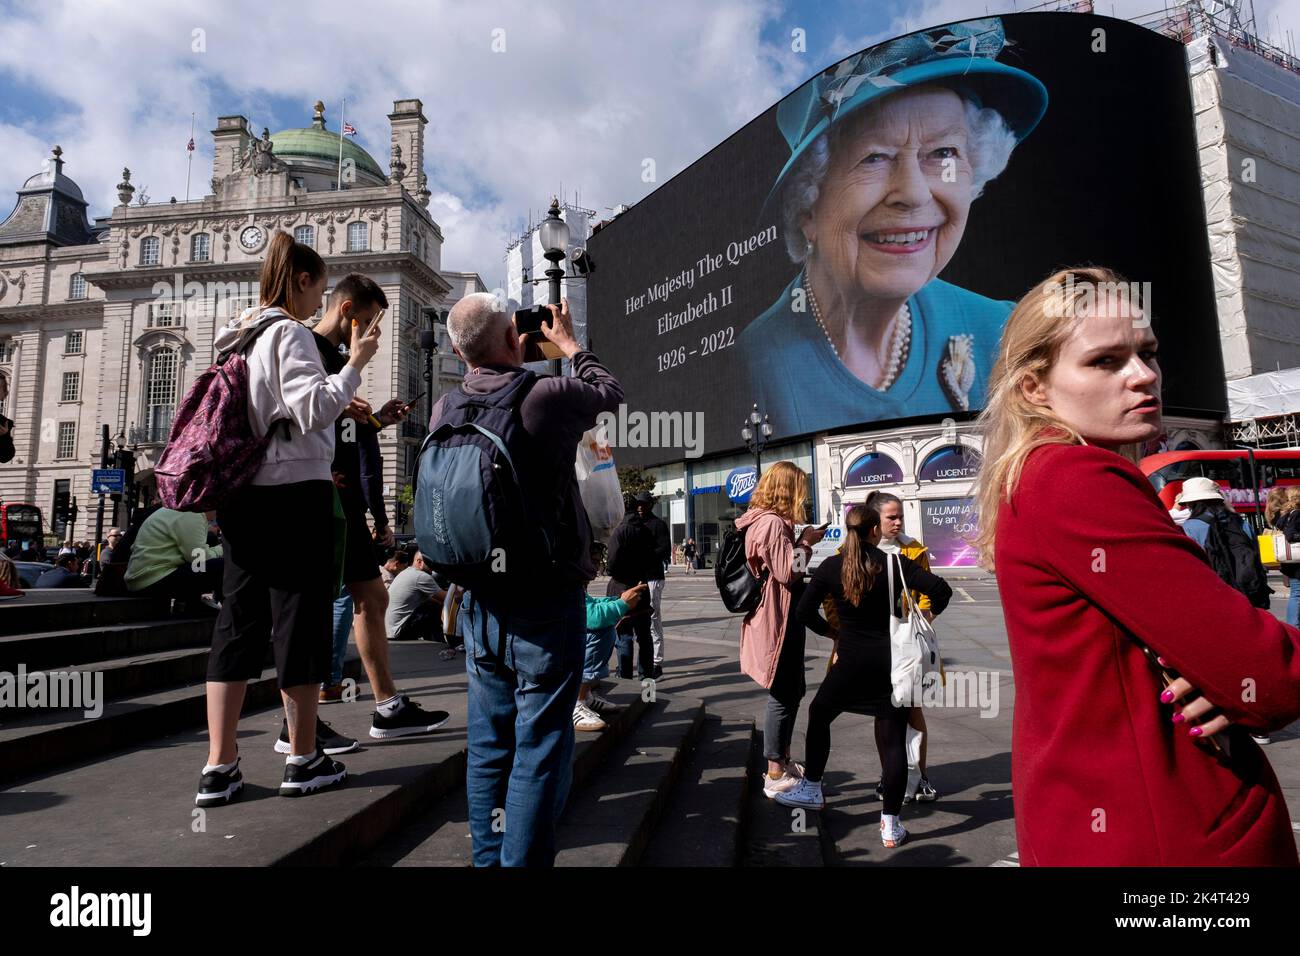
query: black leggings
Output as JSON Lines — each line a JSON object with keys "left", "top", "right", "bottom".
{"left": 805, "top": 694, "right": 910, "bottom": 815}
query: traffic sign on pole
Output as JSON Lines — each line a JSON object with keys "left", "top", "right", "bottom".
{"left": 91, "top": 468, "right": 127, "bottom": 495}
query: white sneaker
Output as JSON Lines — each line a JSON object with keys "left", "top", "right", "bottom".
{"left": 902, "top": 766, "right": 921, "bottom": 804}
{"left": 572, "top": 701, "right": 606, "bottom": 732}
{"left": 762, "top": 771, "right": 802, "bottom": 799}
{"left": 881, "top": 817, "right": 908, "bottom": 848}
{"left": 774, "top": 777, "right": 825, "bottom": 810}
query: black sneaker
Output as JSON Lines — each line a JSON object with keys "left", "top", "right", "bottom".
{"left": 369, "top": 696, "right": 450, "bottom": 739}
{"left": 196, "top": 757, "right": 244, "bottom": 808}
{"left": 279, "top": 749, "right": 347, "bottom": 797}
{"left": 274, "top": 717, "right": 358, "bottom": 755}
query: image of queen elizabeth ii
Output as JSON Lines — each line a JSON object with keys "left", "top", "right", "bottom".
{"left": 737, "top": 18, "right": 1049, "bottom": 437}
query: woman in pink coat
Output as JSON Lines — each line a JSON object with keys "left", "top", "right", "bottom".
{"left": 734, "top": 461, "right": 827, "bottom": 799}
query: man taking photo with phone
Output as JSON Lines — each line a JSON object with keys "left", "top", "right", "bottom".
{"left": 308, "top": 273, "right": 450, "bottom": 744}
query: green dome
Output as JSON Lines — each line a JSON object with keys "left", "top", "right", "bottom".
{"left": 269, "top": 126, "right": 384, "bottom": 180}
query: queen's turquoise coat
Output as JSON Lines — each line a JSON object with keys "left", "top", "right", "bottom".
{"left": 735, "top": 271, "right": 1011, "bottom": 438}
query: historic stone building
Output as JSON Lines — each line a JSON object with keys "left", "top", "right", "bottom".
{"left": 0, "top": 98, "right": 468, "bottom": 540}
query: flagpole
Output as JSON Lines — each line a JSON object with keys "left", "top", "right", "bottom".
{"left": 336, "top": 98, "right": 345, "bottom": 190}
{"left": 185, "top": 112, "right": 195, "bottom": 202}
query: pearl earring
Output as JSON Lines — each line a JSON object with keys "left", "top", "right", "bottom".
{"left": 804, "top": 237, "right": 814, "bottom": 258}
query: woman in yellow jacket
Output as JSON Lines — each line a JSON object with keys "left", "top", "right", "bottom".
{"left": 824, "top": 491, "right": 939, "bottom": 804}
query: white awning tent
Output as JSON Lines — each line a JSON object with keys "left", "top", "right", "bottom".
{"left": 1226, "top": 367, "right": 1300, "bottom": 421}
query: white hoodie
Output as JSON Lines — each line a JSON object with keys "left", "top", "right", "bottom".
{"left": 212, "top": 307, "right": 361, "bottom": 486}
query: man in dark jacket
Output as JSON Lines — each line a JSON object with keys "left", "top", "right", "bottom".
{"left": 34, "top": 553, "right": 85, "bottom": 589}
{"left": 433, "top": 293, "right": 623, "bottom": 868}
{"left": 607, "top": 493, "right": 670, "bottom": 679}
{"left": 636, "top": 492, "right": 671, "bottom": 671}
{"left": 312, "top": 273, "right": 449, "bottom": 740}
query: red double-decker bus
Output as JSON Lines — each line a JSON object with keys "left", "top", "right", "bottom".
{"left": 1139, "top": 448, "right": 1300, "bottom": 519}
{"left": 0, "top": 502, "right": 45, "bottom": 546}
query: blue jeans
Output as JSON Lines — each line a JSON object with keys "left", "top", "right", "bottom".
{"left": 330, "top": 589, "right": 353, "bottom": 687}
{"left": 460, "top": 586, "right": 585, "bottom": 867}
{"left": 583, "top": 624, "right": 618, "bottom": 684}
{"left": 1287, "top": 576, "right": 1300, "bottom": 628}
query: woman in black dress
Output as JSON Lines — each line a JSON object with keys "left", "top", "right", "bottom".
{"left": 776, "top": 506, "right": 952, "bottom": 848}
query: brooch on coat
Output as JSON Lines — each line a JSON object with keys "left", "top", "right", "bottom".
{"left": 938, "top": 334, "right": 976, "bottom": 411}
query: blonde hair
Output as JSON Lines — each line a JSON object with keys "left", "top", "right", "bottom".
{"left": 0, "top": 555, "right": 17, "bottom": 589}
{"left": 1286, "top": 487, "right": 1300, "bottom": 512}
{"left": 972, "top": 266, "right": 1143, "bottom": 570}
{"left": 748, "top": 461, "right": 809, "bottom": 523}
{"left": 1265, "top": 486, "right": 1290, "bottom": 527}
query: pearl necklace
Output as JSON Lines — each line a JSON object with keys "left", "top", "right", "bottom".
{"left": 805, "top": 272, "right": 912, "bottom": 391}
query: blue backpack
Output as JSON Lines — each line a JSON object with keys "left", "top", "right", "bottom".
{"left": 414, "top": 370, "right": 557, "bottom": 596}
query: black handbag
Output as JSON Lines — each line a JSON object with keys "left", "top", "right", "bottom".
{"left": 714, "top": 526, "right": 767, "bottom": 614}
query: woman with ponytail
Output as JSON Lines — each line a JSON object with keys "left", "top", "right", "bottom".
{"left": 977, "top": 266, "right": 1300, "bottom": 865}
{"left": 197, "top": 231, "right": 382, "bottom": 808}
{"left": 781, "top": 506, "right": 952, "bottom": 848}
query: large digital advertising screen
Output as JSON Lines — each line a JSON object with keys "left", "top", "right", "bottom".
{"left": 587, "top": 12, "right": 1225, "bottom": 469}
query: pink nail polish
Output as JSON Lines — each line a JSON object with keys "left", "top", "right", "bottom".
{"left": 1157, "top": 656, "right": 1167, "bottom": 666}
{"left": 1172, "top": 713, "right": 1185, "bottom": 724}
{"left": 1160, "top": 690, "right": 1174, "bottom": 703}
{"left": 1189, "top": 726, "right": 1203, "bottom": 737}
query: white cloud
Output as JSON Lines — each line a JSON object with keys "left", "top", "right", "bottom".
{"left": 3, "top": 0, "right": 1297, "bottom": 281}
{"left": 0, "top": 0, "right": 801, "bottom": 283}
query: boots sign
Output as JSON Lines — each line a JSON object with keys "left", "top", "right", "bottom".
{"left": 726, "top": 466, "right": 758, "bottom": 504}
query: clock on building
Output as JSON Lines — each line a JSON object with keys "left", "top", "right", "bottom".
{"left": 238, "top": 225, "right": 265, "bottom": 251}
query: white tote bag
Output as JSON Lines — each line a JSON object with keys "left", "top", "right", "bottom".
{"left": 887, "top": 553, "right": 942, "bottom": 707}
{"left": 575, "top": 427, "right": 624, "bottom": 546}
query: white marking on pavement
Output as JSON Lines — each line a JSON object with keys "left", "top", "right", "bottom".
{"left": 954, "top": 587, "right": 975, "bottom": 603}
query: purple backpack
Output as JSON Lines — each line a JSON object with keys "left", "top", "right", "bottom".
{"left": 156, "top": 311, "right": 293, "bottom": 512}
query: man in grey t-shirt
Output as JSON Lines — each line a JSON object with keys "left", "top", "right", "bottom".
{"left": 385, "top": 552, "right": 447, "bottom": 641}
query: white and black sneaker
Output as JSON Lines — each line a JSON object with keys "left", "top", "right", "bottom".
{"left": 195, "top": 757, "right": 243, "bottom": 808}
{"left": 274, "top": 717, "right": 358, "bottom": 755}
{"left": 279, "top": 749, "right": 347, "bottom": 797}
{"left": 369, "top": 696, "right": 450, "bottom": 739}
{"left": 583, "top": 691, "right": 625, "bottom": 717}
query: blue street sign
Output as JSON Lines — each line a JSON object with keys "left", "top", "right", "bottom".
{"left": 91, "top": 468, "right": 126, "bottom": 495}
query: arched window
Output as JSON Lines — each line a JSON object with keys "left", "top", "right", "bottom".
{"left": 294, "top": 224, "right": 315, "bottom": 247}
{"left": 145, "top": 347, "right": 178, "bottom": 442}
{"left": 191, "top": 233, "right": 210, "bottom": 262}
{"left": 347, "top": 221, "right": 368, "bottom": 252}
{"left": 140, "top": 236, "right": 161, "bottom": 266}
{"left": 69, "top": 272, "right": 86, "bottom": 300}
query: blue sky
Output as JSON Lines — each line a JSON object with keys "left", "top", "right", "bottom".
{"left": 2, "top": 0, "right": 1298, "bottom": 285}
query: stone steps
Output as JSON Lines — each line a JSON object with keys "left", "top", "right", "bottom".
{"left": 358, "top": 687, "right": 655, "bottom": 867}
{"left": 555, "top": 696, "right": 706, "bottom": 866}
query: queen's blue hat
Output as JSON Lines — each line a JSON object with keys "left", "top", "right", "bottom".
{"left": 761, "top": 17, "right": 1048, "bottom": 225}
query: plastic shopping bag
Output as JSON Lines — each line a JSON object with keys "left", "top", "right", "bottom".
{"left": 575, "top": 426, "right": 623, "bottom": 545}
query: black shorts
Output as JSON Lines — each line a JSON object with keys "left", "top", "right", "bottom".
{"left": 340, "top": 490, "right": 381, "bottom": 585}
{"left": 207, "top": 480, "right": 336, "bottom": 689}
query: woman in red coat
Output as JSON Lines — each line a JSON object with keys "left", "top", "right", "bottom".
{"left": 975, "top": 266, "right": 1300, "bottom": 866}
